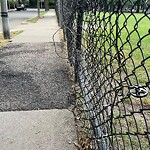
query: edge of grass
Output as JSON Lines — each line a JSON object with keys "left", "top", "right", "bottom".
{"left": 26, "top": 11, "right": 48, "bottom": 23}
{"left": 0, "top": 30, "right": 23, "bottom": 48}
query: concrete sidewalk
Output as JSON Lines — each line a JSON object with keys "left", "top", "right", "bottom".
{"left": 0, "top": 10, "right": 77, "bottom": 150}
{"left": 12, "top": 9, "right": 61, "bottom": 43}
{"left": 0, "top": 110, "right": 76, "bottom": 150}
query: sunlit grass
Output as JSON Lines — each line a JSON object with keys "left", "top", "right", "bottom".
{"left": 0, "top": 30, "right": 23, "bottom": 48}
{"left": 81, "top": 11, "right": 150, "bottom": 149}
{"left": 83, "top": 12, "right": 150, "bottom": 104}
{"left": 26, "top": 11, "right": 47, "bottom": 23}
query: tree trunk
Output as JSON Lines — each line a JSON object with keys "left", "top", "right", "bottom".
{"left": 136, "top": 0, "right": 141, "bottom": 13}
{"left": 44, "top": 0, "right": 49, "bottom": 11}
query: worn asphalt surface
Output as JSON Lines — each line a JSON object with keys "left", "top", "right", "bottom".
{"left": 0, "top": 42, "right": 72, "bottom": 111}
{"left": 0, "top": 10, "right": 71, "bottom": 111}
{"left": 0, "top": 10, "right": 77, "bottom": 150}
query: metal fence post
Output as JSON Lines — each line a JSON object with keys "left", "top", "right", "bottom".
{"left": 75, "top": 0, "right": 83, "bottom": 82}
{"left": 57, "top": 0, "right": 63, "bottom": 28}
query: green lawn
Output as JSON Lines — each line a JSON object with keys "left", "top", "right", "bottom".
{"left": 26, "top": 11, "right": 47, "bottom": 23}
{"left": 82, "top": 12, "right": 150, "bottom": 149}
{"left": 83, "top": 12, "right": 150, "bottom": 103}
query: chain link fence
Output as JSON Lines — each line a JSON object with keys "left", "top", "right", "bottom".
{"left": 56, "top": 0, "right": 150, "bottom": 149}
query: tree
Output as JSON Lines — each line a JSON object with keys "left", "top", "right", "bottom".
{"left": 29, "top": 0, "right": 36, "bottom": 7}
{"left": 28, "top": 0, "right": 55, "bottom": 9}
{"left": 44, "top": 0, "right": 49, "bottom": 11}
{"left": 7, "top": 0, "right": 16, "bottom": 9}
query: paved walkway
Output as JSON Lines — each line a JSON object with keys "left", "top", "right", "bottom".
{"left": 0, "top": 10, "right": 77, "bottom": 150}
{"left": 13, "top": 10, "right": 60, "bottom": 43}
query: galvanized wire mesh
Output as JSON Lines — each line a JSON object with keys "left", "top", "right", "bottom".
{"left": 56, "top": 0, "right": 150, "bottom": 149}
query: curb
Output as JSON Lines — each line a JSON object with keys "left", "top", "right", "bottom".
{"left": 8, "top": 9, "right": 16, "bottom": 12}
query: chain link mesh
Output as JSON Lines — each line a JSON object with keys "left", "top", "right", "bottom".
{"left": 56, "top": 0, "right": 150, "bottom": 149}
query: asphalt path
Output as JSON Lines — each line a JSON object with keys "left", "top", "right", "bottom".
{"left": 0, "top": 9, "right": 45, "bottom": 33}
{"left": 0, "top": 43, "right": 72, "bottom": 111}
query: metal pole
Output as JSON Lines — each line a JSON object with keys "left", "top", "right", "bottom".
{"left": 57, "top": 0, "right": 62, "bottom": 27}
{"left": 37, "top": 0, "right": 40, "bottom": 18}
{"left": 1, "top": 0, "right": 10, "bottom": 39}
{"left": 75, "top": 1, "right": 83, "bottom": 82}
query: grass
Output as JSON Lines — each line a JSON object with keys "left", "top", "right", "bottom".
{"left": 0, "top": 30, "right": 23, "bottom": 48}
{"left": 112, "top": 112, "right": 150, "bottom": 149}
{"left": 26, "top": 11, "right": 47, "bottom": 23}
{"left": 83, "top": 12, "right": 150, "bottom": 104}
{"left": 81, "top": 11, "right": 150, "bottom": 149}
